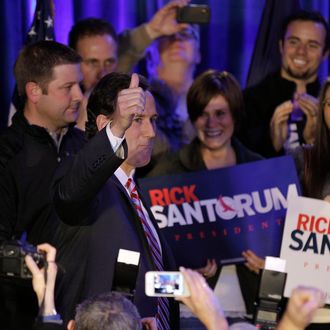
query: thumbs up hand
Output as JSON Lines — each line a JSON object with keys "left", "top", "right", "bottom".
{"left": 111, "top": 73, "right": 146, "bottom": 138}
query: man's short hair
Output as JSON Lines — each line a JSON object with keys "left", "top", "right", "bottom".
{"left": 86, "top": 72, "right": 149, "bottom": 138}
{"left": 14, "top": 40, "right": 81, "bottom": 98}
{"left": 187, "top": 69, "right": 244, "bottom": 130}
{"left": 68, "top": 18, "right": 118, "bottom": 50}
{"left": 74, "top": 292, "right": 141, "bottom": 330}
{"left": 281, "top": 10, "right": 330, "bottom": 52}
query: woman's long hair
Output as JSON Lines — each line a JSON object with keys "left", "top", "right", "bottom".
{"left": 304, "top": 79, "right": 330, "bottom": 198}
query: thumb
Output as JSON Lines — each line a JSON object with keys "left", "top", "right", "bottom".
{"left": 129, "top": 73, "right": 139, "bottom": 88}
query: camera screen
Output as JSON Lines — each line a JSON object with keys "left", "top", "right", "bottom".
{"left": 257, "top": 310, "right": 277, "bottom": 322}
{"left": 153, "top": 273, "right": 183, "bottom": 295}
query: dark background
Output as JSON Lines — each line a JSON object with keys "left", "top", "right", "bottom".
{"left": 1, "top": 0, "right": 329, "bottom": 130}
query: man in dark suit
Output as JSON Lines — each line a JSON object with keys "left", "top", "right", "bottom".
{"left": 54, "top": 72, "right": 179, "bottom": 329}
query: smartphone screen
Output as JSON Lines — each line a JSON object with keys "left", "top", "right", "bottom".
{"left": 145, "top": 271, "right": 190, "bottom": 297}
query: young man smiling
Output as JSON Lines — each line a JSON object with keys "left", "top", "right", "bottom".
{"left": 240, "top": 10, "right": 330, "bottom": 158}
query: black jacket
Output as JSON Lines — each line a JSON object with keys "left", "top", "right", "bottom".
{"left": 0, "top": 111, "right": 86, "bottom": 244}
{"left": 239, "top": 71, "right": 320, "bottom": 158}
{"left": 0, "top": 111, "right": 85, "bottom": 330}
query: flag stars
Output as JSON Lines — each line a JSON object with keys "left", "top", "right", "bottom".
{"left": 44, "top": 16, "right": 53, "bottom": 28}
{"left": 28, "top": 26, "right": 37, "bottom": 37}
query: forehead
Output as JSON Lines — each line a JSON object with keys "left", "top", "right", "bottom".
{"left": 51, "top": 63, "right": 82, "bottom": 83}
{"left": 285, "top": 20, "right": 326, "bottom": 44}
{"left": 203, "top": 94, "right": 229, "bottom": 112}
{"left": 144, "top": 91, "right": 157, "bottom": 116}
{"left": 76, "top": 34, "right": 118, "bottom": 58}
{"left": 325, "top": 86, "right": 330, "bottom": 98}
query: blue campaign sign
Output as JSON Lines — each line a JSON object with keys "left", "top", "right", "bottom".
{"left": 139, "top": 156, "right": 301, "bottom": 268}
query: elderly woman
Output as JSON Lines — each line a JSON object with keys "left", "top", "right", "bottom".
{"left": 148, "top": 69, "right": 263, "bottom": 327}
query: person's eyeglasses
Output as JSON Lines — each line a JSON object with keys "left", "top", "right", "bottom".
{"left": 82, "top": 58, "right": 117, "bottom": 71}
{"left": 159, "top": 28, "right": 199, "bottom": 42}
{"left": 175, "top": 29, "right": 198, "bottom": 40}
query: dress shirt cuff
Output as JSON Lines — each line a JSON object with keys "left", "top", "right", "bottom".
{"left": 106, "top": 122, "right": 125, "bottom": 158}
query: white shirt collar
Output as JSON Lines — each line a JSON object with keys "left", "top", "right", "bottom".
{"left": 114, "top": 166, "right": 135, "bottom": 189}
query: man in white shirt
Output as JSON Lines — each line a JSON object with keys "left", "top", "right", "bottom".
{"left": 53, "top": 72, "right": 179, "bottom": 329}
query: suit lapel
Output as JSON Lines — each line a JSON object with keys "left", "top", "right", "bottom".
{"left": 110, "top": 175, "right": 157, "bottom": 268}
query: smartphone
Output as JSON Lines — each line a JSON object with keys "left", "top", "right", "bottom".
{"left": 145, "top": 271, "right": 190, "bottom": 297}
{"left": 176, "top": 5, "right": 210, "bottom": 24}
{"left": 290, "top": 105, "right": 305, "bottom": 122}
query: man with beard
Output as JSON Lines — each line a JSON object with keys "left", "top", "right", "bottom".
{"left": 239, "top": 10, "right": 330, "bottom": 158}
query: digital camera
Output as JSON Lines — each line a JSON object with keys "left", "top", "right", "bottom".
{"left": 0, "top": 240, "right": 45, "bottom": 279}
{"left": 254, "top": 269, "right": 287, "bottom": 329}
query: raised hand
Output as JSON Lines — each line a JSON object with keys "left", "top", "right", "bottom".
{"left": 25, "top": 243, "right": 57, "bottom": 315}
{"left": 277, "top": 286, "right": 325, "bottom": 330}
{"left": 270, "top": 100, "right": 293, "bottom": 151}
{"left": 145, "top": 0, "right": 190, "bottom": 40}
{"left": 176, "top": 267, "right": 228, "bottom": 330}
{"left": 111, "top": 73, "right": 146, "bottom": 137}
{"left": 297, "top": 93, "right": 319, "bottom": 145}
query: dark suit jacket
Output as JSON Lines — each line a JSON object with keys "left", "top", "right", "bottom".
{"left": 53, "top": 128, "right": 179, "bottom": 327}
{"left": 33, "top": 323, "right": 65, "bottom": 330}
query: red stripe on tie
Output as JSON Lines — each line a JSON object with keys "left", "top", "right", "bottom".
{"left": 125, "top": 178, "right": 170, "bottom": 330}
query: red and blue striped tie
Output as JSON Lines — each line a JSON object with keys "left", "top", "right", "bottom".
{"left": 126, "top": 178, "right": 170, "bottom": 330}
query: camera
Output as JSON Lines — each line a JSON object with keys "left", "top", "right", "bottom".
{"left": 0, "top": 240, "right": 45, "bottom": 279}
{"left": 112, "top": 249, "right": 140, "bottom": 301}
{"left": 254, "top": 269, "right": 287, "bottom": 329}
{"left": 176, "top": 5, "right": 210, "bottom": 24}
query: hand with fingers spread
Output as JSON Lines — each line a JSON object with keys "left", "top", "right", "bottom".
{"left": 270, "top": 100, "right": 293, "bottom": 151}
{"left": 242, "top": 249, "right": 265, "bottom": 274}
{"left": 177, "top": 267, "right": 228, "bottom": 330}
{"left": 277, "top": 286, "right": 326, "bottom": 330}
{"left": 145, "top": 0, "right": 190, "bottom": 40}
{"left": 297, "top": 93, "right": 319, "bottom": 145}
{"left": 196, "top": 258, "right": 217, "bottom": 278}
{"left": 111, "top": 73, "right": 146, "bottom": 138}
{"left": 25, "top": 243, "right": 58, "bottom": 316}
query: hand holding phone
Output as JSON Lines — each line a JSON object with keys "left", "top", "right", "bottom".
{"left": 176, "top": 5, "right": 210, "bottom": 24}
{"left": 145, "top": 271, "right": 190, "bottom": 297}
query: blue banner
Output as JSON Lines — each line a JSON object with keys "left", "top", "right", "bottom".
{"left": 139, "top": 156, "right": 301, "bottom": 268}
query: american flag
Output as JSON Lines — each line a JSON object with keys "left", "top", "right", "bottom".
{"left": 8, "top": 0, "right": 55, "bottom": 124}
{"left": 26, "top": 0, "right": 55, "bottom": 43}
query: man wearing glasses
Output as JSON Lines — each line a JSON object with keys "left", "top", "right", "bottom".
{"left": 68, "top": 0, "right": 190, "bottom": 131}
{"left": 145, "top": 24, "right": 201, "bottom": 156}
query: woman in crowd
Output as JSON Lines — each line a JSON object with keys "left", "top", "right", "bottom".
{"left": 292, "top": 78, "right": 330, "bottom": 330}
{"left": 148, "top": 69, "right": 263, "bottom": 327}
{"left": 302, "top": 79, "right": 330, "bottom": 201}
